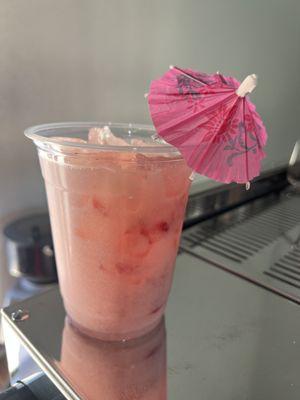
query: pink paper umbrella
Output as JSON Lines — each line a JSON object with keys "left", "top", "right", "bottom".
{"left": 147, "top": 66, "right": 268, "bottom": 185}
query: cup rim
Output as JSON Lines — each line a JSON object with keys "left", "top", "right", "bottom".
{"left": 24, "top": 122, "right": 181, "bottom": 155}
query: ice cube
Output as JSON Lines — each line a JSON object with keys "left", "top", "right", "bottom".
{"left": 88, "top": 126, "right": 128, "bottom": 146}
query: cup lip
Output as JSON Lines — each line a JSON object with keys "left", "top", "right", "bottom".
{"left": 24, "top": 122, "right": 181, "bottom": 155}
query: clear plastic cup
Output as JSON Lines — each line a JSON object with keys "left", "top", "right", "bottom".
{"left": 25, "top": 122, "right": 191, "bottom": 340}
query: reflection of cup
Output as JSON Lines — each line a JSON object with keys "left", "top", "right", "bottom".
{"left": 25, "top": 123, "right": 191, "bottom": 340}
{"left": 60, "top": 318, "right": 167, "bottom": 400}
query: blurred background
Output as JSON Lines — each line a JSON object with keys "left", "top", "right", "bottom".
{"left": 0, "top": 0, "right": 299, "bottom": 308}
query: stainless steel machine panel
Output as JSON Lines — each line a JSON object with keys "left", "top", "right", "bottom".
{"left": 2, "top": 253, "right": 300, "bottom": 399}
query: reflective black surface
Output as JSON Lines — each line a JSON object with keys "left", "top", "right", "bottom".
{"left": 185, "top": 166, "right": 287, "bottom": 227}
{"left": 3, "top": 253, "right": 300, "bottom": 399}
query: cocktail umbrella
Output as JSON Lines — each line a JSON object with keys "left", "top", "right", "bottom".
{"left": 147, "top": 66, "right": 267, "bottom": 186}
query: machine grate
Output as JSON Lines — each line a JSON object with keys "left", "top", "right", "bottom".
{"left": 264, "top": 247, "right": 300, "bottom": 289}
{"left": 181, "top": 193, "right": 300, "bottom": 302}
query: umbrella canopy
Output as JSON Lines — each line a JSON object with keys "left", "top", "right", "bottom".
{"left": 147, "top": 66, "right": 267, "bottom": 184}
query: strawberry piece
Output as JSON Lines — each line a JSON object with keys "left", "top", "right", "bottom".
{"left": 92, "top": 196, "right": 107, "bottom": 216}
{"left": 115, "top": 262, "right": 140, "bottom": 274}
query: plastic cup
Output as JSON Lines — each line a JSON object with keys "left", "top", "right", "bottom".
{"left": 25, "top": 122, "right": 191, "bottom": 340}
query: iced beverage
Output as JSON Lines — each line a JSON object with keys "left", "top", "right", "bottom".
{"left": 59, "top": 318, "right": 166, "bottom": 400}
{"left": 25, "top": 123, "right": 191, "bottom": 340}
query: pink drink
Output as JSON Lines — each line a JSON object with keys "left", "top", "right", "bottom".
{"left": 26, "top": 123, "right": 191, "bottom": 340}
{"left": 59, "top": 318, "right": 166, "bottom": 400}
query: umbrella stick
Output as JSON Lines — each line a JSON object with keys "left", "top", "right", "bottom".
{"left": 170, "top": 65, "right": 207, "bottom": 85}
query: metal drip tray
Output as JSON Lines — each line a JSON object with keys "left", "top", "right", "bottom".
{"left": 181, "top": 192, "right": 300, "bottom": 302}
